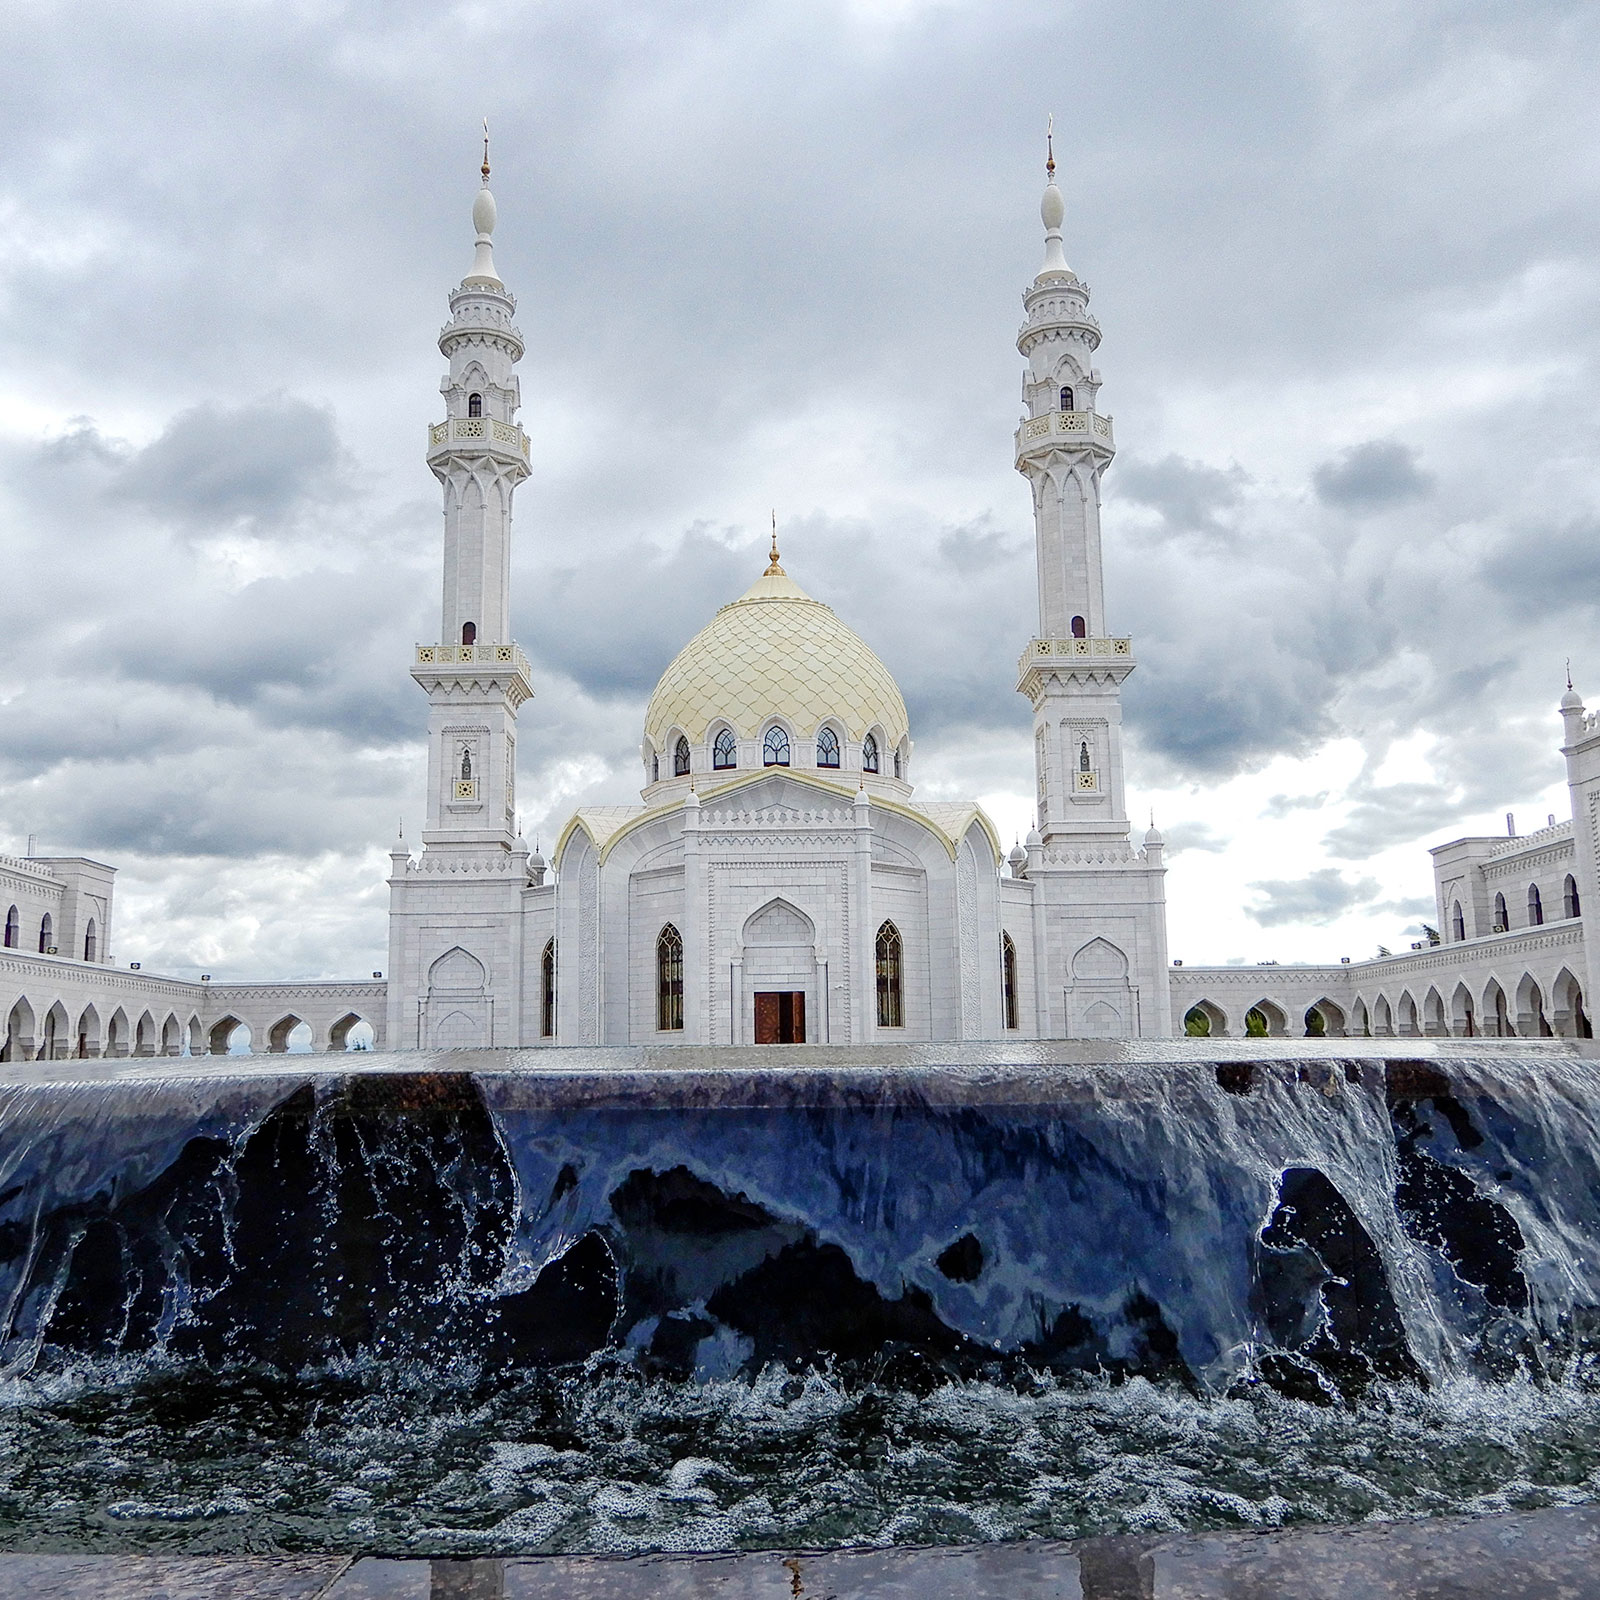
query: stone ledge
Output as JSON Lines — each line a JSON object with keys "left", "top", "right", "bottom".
{"left": 4, "top": 1506, "right": 1599, "bottom": 1597}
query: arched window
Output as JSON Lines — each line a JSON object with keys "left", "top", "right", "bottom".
{"left": 3, "top": 906, "right": 16, "bottom": 948}
{"left": 84, "top": 919, "right": 97, "bottom": 962}
{"left": 1001, "top": 932, "right": 1018, "bottom": 1030}
{"left": 1528, "top": 884, "right": 1544, "bottom": 926}
{"left": 461, "top": 621, "right": 476, "bottom": 645}
{"left": 1059, "top": 385, "right": 1074, "bottom": 411}
{"left": 674, "top": 735, "right": 692, "bottom": 776}
{"left": 1493, "top": 892, "right": 1509, "bottom": 932}
{"left": 467, "top": 393, "right": 483, "bottom": 417}
{"left": 651, "top": 753, "right": 659, "bottom": 783}
{"left": 763, "top": 726, "right": 790, "bottom": 767}
{"left": 713, "top": 728, "right": 737, "bottom": 770}
{"left": 1451, "top": 901, "right": 1465, "bottom": 942}
{"left": 38, "top": 913, "right": 52, "bottom": 954}
{"left": 1566, "top": 874, "right": 1581, "bottom": 919}
{"left": 1071, "top": 615, "right": 1086, "bottom": 639}
{"left": 893, "top": 746, "right": 902, "bottom": 779}
{"left": 862, "top": 733, "right": 879, "bottom": 774}
{"left": 460, "top": 747, "right": 473, "bottom": 781}
{"left": 540, "top": 939, "right": 556, "bottom": 1037}
{"left": 1079, "top": 741, "right": 1091, "bottom": 773}
{"left": 656, "top": 924, "right": 684, "bottom": 1031}
{"left": 875, "top": 921, "right": 903, "bottom": 1028}
{"left": 816, "top": 726, "right": 840, "bottom": 768}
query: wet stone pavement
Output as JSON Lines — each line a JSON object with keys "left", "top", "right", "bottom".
{"left": 3, "top": 1506, "right": 1600, "bottom": 1599}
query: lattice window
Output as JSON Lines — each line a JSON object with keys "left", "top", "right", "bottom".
{"left": 713, "top": 728, "right": 737, "bottom": 770}
{"left": 674, "top": 735, "right": 691, "bottom": 776}
{"left": 816, "top": 726, "right": 840, "bottom": 767}
{"left": 657, "top": 924, "right": 684, "bottom": 1031}
{"left": 763, "top": 726, "right": 790, "bottom": 767}
{"left": 875, "top": 921, "right": 903, "bottom": 1028}
{"left": 1001, "top": 932, "right": 1018, "bottom": 1030}
{"left": 862, "top": 733, "right": 879, "bottom": 774}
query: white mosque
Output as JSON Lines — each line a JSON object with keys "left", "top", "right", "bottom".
{"left": 3, "top": 148, "right": 1598, "bottom": 1059}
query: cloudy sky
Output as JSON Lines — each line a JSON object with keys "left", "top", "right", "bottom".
{"left": 2, "top": 0, "right": 1597, "bottom": 981}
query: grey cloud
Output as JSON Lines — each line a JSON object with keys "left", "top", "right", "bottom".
{"left": 1313, "top": 441, "right": 1434, "bottom": 509}
{"left": 1115, "top": 455, "right": 1249, "bottom": 537}
{"left": 116, "top": 397, "right": 348, "bottom": 533}
{"left": 1482, "top": 519, "right": 1600, "bottom": 618}
{"left": 1265, "top": 791, "right": 1331, "bottom": 817}
{"left": 1247, "top": 868, "right": 1380, "bottom": 927}
{"left": 1161, "top": 822, "right": 1230, "bottom": 855}
{"left": 1322, "top": 781, "right": 1465, "bottom": 858}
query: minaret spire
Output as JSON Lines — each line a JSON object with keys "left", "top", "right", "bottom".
{"left": 467, "top": 124, "right": 501, "bottom": 287}
{"left": 1039, "top": 117, "right": 1071, "bottom": 281}
{"left": 765, "top": 509, "right": 784, "bottom": 575}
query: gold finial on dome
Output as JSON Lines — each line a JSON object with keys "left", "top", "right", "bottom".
{"left": 765, "top": 509, "right": 785, "bottom": 576}
{"left": 1046, "top": 113, "right": 1055, "bottom": 178}
{"left": 481, "top": 118, "right": 491, "bottom": 182}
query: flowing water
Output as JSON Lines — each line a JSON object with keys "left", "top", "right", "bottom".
{"left": 3, "top": 1043, "right": 1600, "bottom": 1556}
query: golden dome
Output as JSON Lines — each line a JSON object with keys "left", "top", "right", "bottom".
{"left": 643, "top": 565, "right": 910, "bottom": 755}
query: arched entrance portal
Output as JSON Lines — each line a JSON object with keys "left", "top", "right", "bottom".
{"left": 739, "top": 899, "right": 818, "bottom": 1044}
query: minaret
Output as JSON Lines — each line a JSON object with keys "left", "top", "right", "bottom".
{"left": 410, "top": 134, "right": 533, "bottom": 851}
{"left": 1014, "top": 128, "right": 1134, "bottom": 845}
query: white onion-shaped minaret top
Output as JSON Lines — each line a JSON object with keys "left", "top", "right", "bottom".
{"left": 466, "top": 132, "right": 502, "bottom": 287}
{"left": 1038, "top": 127, "right": 1072, "bottom": 281}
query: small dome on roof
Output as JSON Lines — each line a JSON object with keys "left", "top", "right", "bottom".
{"left": 643, "top": 561, "right": 909, "bottom": 757}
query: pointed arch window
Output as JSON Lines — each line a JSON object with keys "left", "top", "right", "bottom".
{"left": 38, "top": 913, "right": 52, "bottom": 954}
{"left": 713, "top": 728, "right": 737, "bottom": 769}
{"left": 862, "top": 733, "right": 879, "bottom": 774}
{"left": 763, "top": 726, "right": 790, "bottom": 767}
{"left": 540, "top": 939, "right": 556, "bottom": 1037}
{"left": 816, "top": 726, "right": 840, "bottom": 768}
{"left": 875, "top": 920, "right": 903, "bottom": 1028}
{"left": 1566, "top": 874, "right": 1581, "bottom": 919}
{"left": 84, "top": 919, "right": 97, "bottom": 963}
{"left": 893, "top": 746, "right": 902, "bottom": 779}
{"left": 651, "top": 753, "right": 660, "bottom": 784}
{"left": 1079, "top": 740, "right": 1091, "bottom": 773}
{"left": 1451, "top": 901, "right": 1465, "bottom": 942}
{"left": 467, "top": 393, "right": 483, "bottom": 417}
{"left": 1528, "top": 884, "right": 1544, "bottom": 926}
{"left": 674, "top": 735, "right": 692, "bottom": 776}
{"left": 3, "top": 906, "right": 16, "bottom": 949}
{"left": 1493, "top": 892, "right": 1509, "bottom": 932}
{"left": 1001, "top": 932, "right": 1018, "bottom": 1030}
{"left": 657, "top": 924, "right": 684, "bottom": 1031}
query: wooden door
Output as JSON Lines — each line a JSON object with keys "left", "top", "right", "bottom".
{"left": 754, "top": 992, "right": 781, "bottom": 1044}
{"left": 781, "top": 991, "right": 806, "bottom": 1043}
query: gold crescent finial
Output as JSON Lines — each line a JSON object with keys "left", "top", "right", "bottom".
{"left": 1046, "top": 113, "right": 1055, "bottom": 178}
{"left": 765, "top": 509, "right": 783, "bottom": 575}
{"left": 482, "top": 118, "right": 491, "bottom": 181}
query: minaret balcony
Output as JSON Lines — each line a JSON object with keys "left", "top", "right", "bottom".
{"left": 1014, "top": 408, "right": 1114, "bottom": 465}
{"left": 427, "top": 417, "right": 531, "bottom": 464}
{"left": 412, "top": 642, "right": 534, "bottom": 708}
{"left": 1016, "top": 635, "right": 1135, "bottom": 697}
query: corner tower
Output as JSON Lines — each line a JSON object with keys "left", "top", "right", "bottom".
{"left": 411, "top": 141, "right": 533, "bottom": 851}
{"left": 1014, "top": 136, "right": 1132, "bottom": 845}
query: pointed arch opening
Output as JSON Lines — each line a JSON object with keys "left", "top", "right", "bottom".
{"left": 1451, "top": 901, "right": 1465, "bottom": 942}
{"left": 3, "top": 905, "right": 16, "bottom": 948}
{"left": 862, "top": 732, "right": 879, "bottom": 774}
{"left": 1185, "top": 1000, "right": 1226, "bottom": 1037}
{"left": 1451, "top": 982, "right": 1476, "bottom": 1036}
{"left": 1493, "top": 891, "right": 1509, "bottom": 932}
{"left": 541, "top": 939, "right": 557, "bottom": 1038}
{"left": 712, "top": 727, "right": 737, "bottom": 770}
{"left": 656, "top": 923, "right": 684, "bottom": 1032}
{"left": 1565, "top": 873, "right": 1581, "bottom": 919}
{"left": 762, "top": 725, "right": 791, "bottom": 767}
{"left": 38, "top": 913, "right": 52, "bottom": 953}
{"left": 875, "top": 920, "right": 903, "bottom": 1028}
{"left": 674, "top": 735, "right": 692, "bottom": 776}
{"left": 83, "top": 918, "right": 97, "bottom": 962}
{"left": 816, "top": 725, "right": 841, "bottom": 768}
{"left": 1528, "top": 883, "right": 1544, "bottom": 926}
{"left": 1001, "top": 932, "right": 1019, "bottom": 1030}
